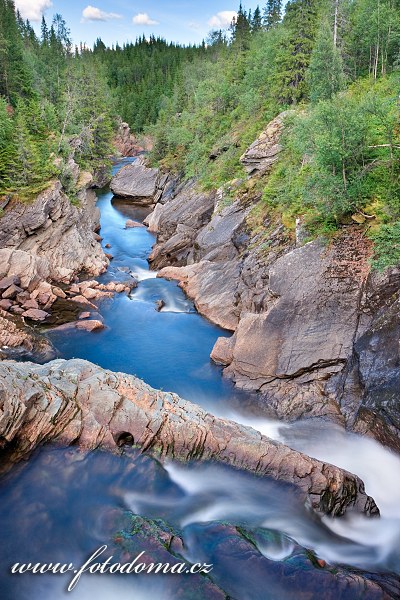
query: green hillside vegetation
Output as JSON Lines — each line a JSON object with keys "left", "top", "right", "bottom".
{"left": 147, "top": 0, "right": 400, "bottom": 268}
{"left": 1, "top": 0, "right": 399, "bottom": 267}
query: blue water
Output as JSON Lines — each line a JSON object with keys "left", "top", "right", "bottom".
{"left": 47, "top": 159, "right": 255, "bottom": 414}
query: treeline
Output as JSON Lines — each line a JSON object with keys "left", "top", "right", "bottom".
{"left": 93, "top": 37, "right": 200, "bottom": 133}
{"left": 147, "top": 0, "right": 400, "bottom": 267}
{"left": 0, "top": 0, "right": 114, "bottom": 196}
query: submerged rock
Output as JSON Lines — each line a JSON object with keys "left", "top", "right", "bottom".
{"left": 0, "top": 358, "right": 378, "bottom": 517}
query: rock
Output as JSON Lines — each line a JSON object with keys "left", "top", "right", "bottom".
{"left": 2, "top": 284, "right": 23, "bottom": 300}
{"left": 78, "top": 311, "right": 91, "bottom": 320}
{"left": 195, "top": 201, "right": 249, "bottom": 261}
{"left": 211, "top": 336, "right": 234, "bottom": 366}
{"left": 105, "top": 253, "right": 113, "bottom": 260}
{"left": 158, "top": 261, "right": 240, "bottom": 331}
{"left": 115, "top": 284, "right": 126, "bottom": 293}
{"left": 113, "top": 121, "right": 144, "bottom": 157}
{"left": 0, "top": 299, "right": 12, "bottom": 311}
{"left": 0, "top": 359, "right": 377, "bottom": 517}
{"left": 21, "top": 299, "right": 39, "bottom": 310}
{"left": 110, "top": 163, "right": 159, "bottom": 203}
{"left": 52, "top": 286, "right": 67, "bottom": 299}
{"left": 69, "top": 295, "right": 97, "bottom": 309}
{"left": 240, "top": 111, "right": 291, "bottom": 175}
{"left": 75, "top": 320, "right": 105, "bottom": 332}
{"left": 105, "top": 243, "right": 111, "bottom": 248}
{"left": 125, "top": 219, "right": 145, "bottom": 228}
{"left": 16, "top": 291, "right": 30, "bottom": 303}
{"left": 148, "top": 182, "right": 215, "bottom": 269}
{"left": 0, "top": 275, "right": 21, "bottom": 291}
{"left": 9, "top": 306, "right": 24, "bottom": 315}
{"left": 81, "top": 287, "right": 98, "bottom": 300}
{"left": 0, "top": 181, "right": 107, "bottom": 288}
{"left": 36, "top": 292, "right": 51, "bottom": 305}
{"left": 0, "top": 310, "right": 54, "bottom": 360}
{"left": 155, "top": 299, "right": 165, "bottom": 311}
{"left": 22, "top": 308, "right": 49, "bottom": 321}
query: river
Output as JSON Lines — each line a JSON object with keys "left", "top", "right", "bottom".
{"left": 1, "top": 159, "right": 400, "bottom": 599}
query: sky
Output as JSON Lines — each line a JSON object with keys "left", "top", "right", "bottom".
{"left": 14, "top": 0, "right": 268, "bottom": 47}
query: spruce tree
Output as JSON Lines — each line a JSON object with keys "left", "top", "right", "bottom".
{"left": 263, "top": 0, "right": 282, "bottom": 29}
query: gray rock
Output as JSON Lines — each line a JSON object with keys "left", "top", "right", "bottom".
{"left": 110, "top": 163, "right": 159, "bottom": 203}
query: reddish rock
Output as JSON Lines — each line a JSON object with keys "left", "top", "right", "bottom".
{"left": 105, "top": 253, "right": 114, "bottom": 260}
{"left": 115, "top": 284, "right": 126, "bottom": 293}
{"left": 22, "top": 308, "right": 49, "bottom": 321}
{"left": 52, "top": 287, "right": 67, "bottom": 299}
{"left": 75, "top": 320, "right": 105, "bottom": 332}
{"left": 79, "top": 312, "right": 91, "bottom": 320}
{"left": 125, "top": 220, "right": 145, "bottom": 228}
{"left": 10, "top": 306, "right": 25, "bottom": 315}
{"left": 37, "top": 292, "right": 51, "bottom": 305}
{"left": 2, "top": 284, "right": 23, "bottom": 300}
{"left": 81, "top": 288, "right": 98, "bottom": 300}
{"left": 69, "top": 295, "right": 97, "bottom": 309}
{"left": 22, "top": 299, "right": 39, "bottom": 310}
{"left": 79, "top": 280, "right": 99, "bottom": 290}
{"left": 0, "top": 299, "right": 12, "bottom": 311}
{"left": 16, "top": 291, "right": 30, "bottom": 304}
{"left": 105, "top": 243, "right": 112, "bottom": 249}
{"left": 0, "top": 275, "right": 21, "bottom": 291}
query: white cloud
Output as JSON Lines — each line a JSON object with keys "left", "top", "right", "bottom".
{"left": 133, "top": 13, "right": 159, "bottom": 26}
{"left": 208, "top": 11, "right": 237, "bottom": 28}
{"left": 15, "top": 0, "right": 52, "bottom": 22}
{"left": 82, "top": 5, "right": 122, "bottom": 22}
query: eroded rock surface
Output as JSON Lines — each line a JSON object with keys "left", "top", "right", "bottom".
{"left": 0, "top": 358, "right": 378, "bottom": 517}
{"left": 110, "top": 161, "right": 159, "bottom": 203}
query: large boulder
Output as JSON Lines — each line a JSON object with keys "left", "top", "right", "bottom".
{"left": 0, "top": 358, "right": 377, "bottom": 517}
{"left": 110, "top": 162, "right": 159, "bottom": 203}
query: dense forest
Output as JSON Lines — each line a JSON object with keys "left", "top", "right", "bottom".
{"left": 1, "top": 0, "right": 400, "bottom": 266}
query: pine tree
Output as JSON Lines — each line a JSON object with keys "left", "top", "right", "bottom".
{"left": 273, "top": 0, "right": 322, "bottom": 104}
{"left": 263, "top": 0, "right": 282, "bottom": 29}
{"left": 252, "top": 6, "right": 263, "bottom": 31}
{"left": 232, "top": 2, "right": 251, "bottom": 50}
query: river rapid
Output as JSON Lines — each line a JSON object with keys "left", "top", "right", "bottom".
{"left": 1, "top": 159, "right": 400, "bottom": 600}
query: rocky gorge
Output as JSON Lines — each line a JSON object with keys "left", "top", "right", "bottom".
{"left": 112, "top": 112, "right": 400, "bottom": 456}
{"left": 1, "top": 121, "right": 400, "bottom": 598}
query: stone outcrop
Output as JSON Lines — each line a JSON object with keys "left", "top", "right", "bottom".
{"left": 110, "top": 160, "right": 160, "bottom": 203}
{"left": 0, "top": 358, "right": 378, "bottom": 517}
{"left": 142, "top": 112, "right": 400, "bottom": 451}
{"left": 240, "top": 111, "right": 291, "bottom": 175}
{"left": 0, "top": 180, "right": 107, "bottom": 288}
{"left": 113, "top": 121, "right": 144, "bottom": 157}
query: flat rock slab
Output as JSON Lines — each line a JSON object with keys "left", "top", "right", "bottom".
{"left": 0, "top": 358, "right": 378, "bottom": 517}
{"left": 21, "top": 308, "right": 49, "bottom": 321}
{"left": 110, "top": 163, "right": 159, "bottom": 203}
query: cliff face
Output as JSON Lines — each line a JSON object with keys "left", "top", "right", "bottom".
{"left": 0, "top": 178, "right": 107, "bottom": 288}
{"left": 0, "top": 358, "right": 378, "bottom": 517}
{"left": 0, "top": 166, "right": 108, "bottom": 356}
{"left": 140, "top": 113, "right": 400, "bottom": 453}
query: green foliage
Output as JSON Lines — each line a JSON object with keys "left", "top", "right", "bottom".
{"left": 370, "top": 222, "right": 400, "bottom": 270}
{"left": 307, "top": 20, "right": 346, "bottom": 102}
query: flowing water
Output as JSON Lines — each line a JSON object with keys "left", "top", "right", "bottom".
{"left": 1, "top": 159, "right": 400, "bottom": 599}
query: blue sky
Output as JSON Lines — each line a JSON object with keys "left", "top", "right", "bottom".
{"left": 15, "top": 0, "right": 269, "bottom": 47}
